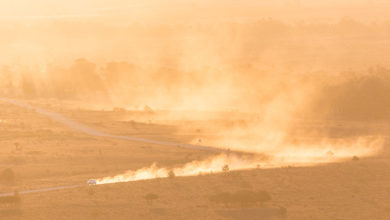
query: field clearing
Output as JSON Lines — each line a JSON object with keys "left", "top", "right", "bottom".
{"left": 1, "top": 100, "right": 390, "bottom": 219}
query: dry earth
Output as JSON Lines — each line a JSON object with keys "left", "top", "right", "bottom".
{"left": 1, "top": 100, "right": 390, "bottom": 219}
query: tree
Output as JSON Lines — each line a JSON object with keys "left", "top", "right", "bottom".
{"left": 21, "top": 73, "right": 37, "bottom": 98}
{"left": 68, "top": 58, "right": 106, "bottom": 94}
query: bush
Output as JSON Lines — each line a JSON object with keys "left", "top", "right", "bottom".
{"left": 113, "top": 107, "right": 126, "bottom": 112}
{"left": 279, "top": 206, "right": 287, "bottom": 216}
{"left": 210, "top": 190, "right": 271, "bottom": 207}
{"left": 143, "top": 105, "right": 154, "bottom": 113}
{"left": 222, "top": 165, "right": 230, "bottom": 172}
{"left": 144, "top": 193, "right": 159, "bottom": 204}
{"left": 88, "top": 187, "right": 96, "bottom": 196}
{"left": 352, "top": 156, "right": 359, "bottom": 161}
{"left": 168, "top": 170, "right": 175, "bottom": 178}
{"left": 0, "top": 168, "right": 15, "bottom": 185}
{"left": 0, "top": 191, "right": 21, "bottom": 205}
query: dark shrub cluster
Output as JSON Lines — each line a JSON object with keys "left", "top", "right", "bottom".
{"left": 144, "top": 193, "right": 159, "bottom": 204}
{"left": 0, "top": 168, "right": 15, "bottom": 185}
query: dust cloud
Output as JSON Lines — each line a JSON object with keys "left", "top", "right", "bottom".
{"left": 1, "top": 0, "right": 389, "bottom": 170}
{"left": 97, "top": 137, "right": 383, "bottom": 185}
{"left": 0, "top": 1, "right": 390, "bottom": 218}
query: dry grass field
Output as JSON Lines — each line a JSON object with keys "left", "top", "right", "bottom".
{"left": 1, "top": 100, "right": 390, "bottom": 219}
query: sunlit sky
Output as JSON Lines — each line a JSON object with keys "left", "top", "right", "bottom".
{"left": 0, "top": 0, "right": 389, "bottom": 22}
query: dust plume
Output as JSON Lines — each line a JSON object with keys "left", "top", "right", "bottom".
{"left": 1, "top": 0, "right": 389, "bottom": 186}
{"left": 95, "top": 70, "right": 386, "bottom": 185}
{"left": 97, "top": 136, "right": 383, "bottom": 185}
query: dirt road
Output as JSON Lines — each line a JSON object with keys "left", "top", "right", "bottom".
{"left": 0, "top": 98, "right": 223, "bottom": 153}
{"left": 0, "top": 97, "right": 225, "bottom": 196}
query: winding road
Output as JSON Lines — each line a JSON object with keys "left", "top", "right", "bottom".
{"left": 0, "top": 185, "right": 82, "bottom": 197}
{"left": 0, "top": 98, "right": 223, "bottom": 152}
{"left": 0, "top": 97, "right": 225, "bottom": 197}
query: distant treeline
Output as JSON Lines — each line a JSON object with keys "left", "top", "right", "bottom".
{"left": 311, "top": 67, "right": 390, "bottom": 120}
{"left": 1, "top": 18, "right": 390, "bottom": 119}
{"left": 1, "top": 59, "right": 389, "bottom": 121}
{"left": 1, "top": 17, "right": 390, "bottom": 69}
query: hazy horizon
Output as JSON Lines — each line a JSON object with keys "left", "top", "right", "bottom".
{"left": 1, "top": 1, "right": 390, "bottom": 219}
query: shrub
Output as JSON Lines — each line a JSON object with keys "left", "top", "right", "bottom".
{"left": 113, "top": 107, "right": 126, "bottom": 112}
{"left": 233, "top": 190, "right": 271, "bottom": 206}
{"left": 14, "top": 142, "right": 21, "bottom": 151}
{"left": 168, "top": 170, "right": 175, "bottom": 178}
{"left": 279, "top": 206, "right": 287, "bottom": 216}
{"left": 222, "top": 165, "right": 230, "bottom": 172}
{"left": 144, "top": 193, "right": 159, "bottom": 204}
{"left": 88, "top": 187, "right": 96, "bottom": 196}
{"left": 210, "top": 190, "right": 271, "bottom": 207}
{"left": 0, "top": 168, "right": 15, "bottom": 185}
{"left": 143, "top": 105, "right": 154, "bottom": 113}
{"left": 6, "top": 156, "right": 26, "bottom": 165}
{"left": 0, "top": 191, "right": 21, "bottom": 205}
{"left": 352, "top": 156, "right": 359, "bottom": 161}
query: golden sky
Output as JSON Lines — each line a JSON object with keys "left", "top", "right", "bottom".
{"left": 0, "top": 0, "right": 389, "bottom": 22}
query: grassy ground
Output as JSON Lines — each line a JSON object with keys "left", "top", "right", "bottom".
{"left": 1, "top": 101, "right": 390, "bottom": 219}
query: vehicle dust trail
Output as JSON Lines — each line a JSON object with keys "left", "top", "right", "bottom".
{"left": 0, "top": 97, "right": 232, "bottom": 197}
{"left": 0, "top": 97, "right": 223, "bottom": 153}
{"left": 0, "top": 97, "right": 384, "bottom": 190}
{"left": 0, "top": 185, "right": 81, "bottom": 197}
{"left": 96, "top": 139, "right": 383, "bottom": 185}
{"left": 96, "top": 154, "right": 274, "bottom": 185}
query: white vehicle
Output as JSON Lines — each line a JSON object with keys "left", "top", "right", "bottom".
{"left": 87, "top": 179, "right": 97, "bottom": 185}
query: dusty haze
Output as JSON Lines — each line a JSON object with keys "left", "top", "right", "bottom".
{"left": 0, "top": 1, "right": 390, "bottom": 219}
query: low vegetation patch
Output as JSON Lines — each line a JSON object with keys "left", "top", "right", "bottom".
{"left": 0, "top": 191, "right": 21, "bottom": 206}
{"left": 144, "top": 193, "right": 159, "bottom": 204}
{"left": 0, "top": 168, "right": 15, "bottom": 185}
{"left": 210, "top": 190, "right": 271, "bottom": 207}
